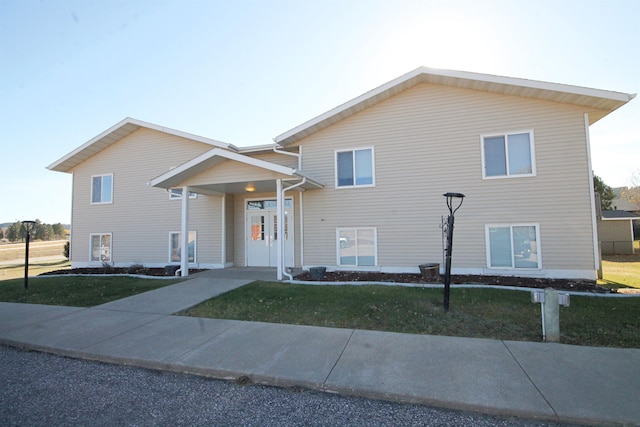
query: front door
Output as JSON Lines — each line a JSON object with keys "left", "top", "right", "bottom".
{"left": 246, "top": 199, "right": 294, "bottom": 267}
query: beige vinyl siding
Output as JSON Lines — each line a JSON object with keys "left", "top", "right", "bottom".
{"left": 70, "top": 128, "right": 223, "bottom": 266}
{"left": 296, "top": 83, "right": 598, "bottom": 276}
{"left": 181, "top": 160, "right": 294, "bottom": 186}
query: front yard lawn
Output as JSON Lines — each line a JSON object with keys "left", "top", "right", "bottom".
{"left": 0, "top": 276, "right": 180, "bottom": 307}
{"left": 181, "top": 281, "right": 640, "bottom": 348}
{"left": 599, "top": 254, "right": 640, "bottom": 289}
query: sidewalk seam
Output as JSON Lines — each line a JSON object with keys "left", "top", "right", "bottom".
{"left": 501, "top": 340, "right": 559, "bottom": 419}
{"left": 322, "top": 328, "right": 356, "bottom": 389}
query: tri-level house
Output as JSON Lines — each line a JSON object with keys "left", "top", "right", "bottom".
{"left": 49, "top": 67, "right": 635, "bottom": 280}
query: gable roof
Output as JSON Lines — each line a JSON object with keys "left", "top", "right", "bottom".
{"left": 47, "top": 117, "right": 236, "bottom": 173}
{"left": 147, "top": 147, "right": 323, "bottom": 193}
{"left": 601, "top": 210, "right": 640, "bottom": 220}
{"left": 273, "top": 67, "right": 636, "bottom": 146}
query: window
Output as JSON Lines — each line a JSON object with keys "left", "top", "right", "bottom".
{"left": 169, "top": 231, "right": 196, "bottom": 263}
{"left": 336, "top": 148, "right": 374, "bottom": 187}
{"left": 90, "top": 233, "right": 111, "bottom": 262}
{"left": 91, "top": 174, "right": 113, "bottom": 204}
{"left": 486, "top": 224, "right": 540, "bottom": 269}
{"left": 482, "top": 131, "right": 535, "bottom": 178}
{"left": 337, "top": 227, "right": 377, "bottom": 266}
{"left": 169, "top": 188, "right": 197, "bottom": 200}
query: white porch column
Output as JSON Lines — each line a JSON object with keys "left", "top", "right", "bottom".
{"left": 276, "top": 178, "right": 283, "bottom": 280}
{"left": 181, "top": 185, "right": 190, "bottom": 277}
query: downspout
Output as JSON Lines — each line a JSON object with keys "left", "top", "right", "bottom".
{"left": 584, "top": 113, "right": 601, "bottom": 279}
{"left": 273, "top": 146, "right": 301, "bottom": 170}
{"left": 281, "top": 177, "right": 307, "bottom": 280}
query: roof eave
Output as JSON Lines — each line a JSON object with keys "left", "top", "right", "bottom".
{"left": 274, "top": 67, "right": 635, "bottom": 146}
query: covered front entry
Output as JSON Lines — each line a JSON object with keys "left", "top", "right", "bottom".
{"left": 246, "top": 198, "right": 294, "bottom": 267}
{"left": 148, "top": 147, "right": 324, "bottom": 279}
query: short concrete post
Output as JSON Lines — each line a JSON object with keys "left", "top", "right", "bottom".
{"left": 543, "top": 288, "right": 560, "bottom": 342}
{"left": 531, "top": 288, "right": 569, "bottom": 343}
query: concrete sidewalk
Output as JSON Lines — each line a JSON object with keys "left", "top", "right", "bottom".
{"left": 1, "top": 275, "right": 639, "bottom": 426}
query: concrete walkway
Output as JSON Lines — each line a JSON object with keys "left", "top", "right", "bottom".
{"left": 1, "top": 271, "right": 639, "bottom": 426}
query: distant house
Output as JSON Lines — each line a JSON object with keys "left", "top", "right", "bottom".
{"left": 48, "top": 67, "right": 635, "bottom": 280}
{"left": 599, "top": 210, "right": 640, "bottom": 255}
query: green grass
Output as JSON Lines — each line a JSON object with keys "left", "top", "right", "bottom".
{"left": 0, "top": 276, "right": 180, "bottom": 307}
{"left": 181, "top": 281, "right": 640, "bottom": 348}
{"left": 599, "top": 253, "right": 640, "bottom": 289}
{"left": 0, "top": 260, "right": 71, "bottom": 281}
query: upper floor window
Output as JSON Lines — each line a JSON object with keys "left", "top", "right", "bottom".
{"left": 336, "top": 147, "right": 374, "bottom": 188}
{"left": 91, "top": 174, "right": 113, "bottom": 204}
{"left": 482, "top": 131, "right": 535, "bottom": 178}
{"left": 169, "top": 188, "right": 197, "bottom": 200}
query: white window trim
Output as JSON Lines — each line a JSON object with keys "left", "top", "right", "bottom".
{"left": 334, "top": 147, "right": 376, "bottom": 189}
{"left": 480, "top": 130, "right": 536, "bottom": 179}
{"left": 90, "top": 174, "right": 114, "bottom": 204}
{"left": 485, "top": 223, "right": 542, "bottom": 270}
{"left": 169, "top": 188, "right": 197, "bottom": 200}
{"left": 89, "top": 233, "right": 112, "bottom": 263}
{"left": 168, "top": 231, "right": 197, "bottom": 264}
{"left": 336, "top": 227, "right": 378, "bottom": 267}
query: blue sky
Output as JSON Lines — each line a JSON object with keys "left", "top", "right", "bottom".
{"left": 1, "top": 0, "right": 638, "bottom": 224}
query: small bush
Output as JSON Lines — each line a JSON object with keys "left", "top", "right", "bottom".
{"left": 127, "top": 263, "right": 145, "bottom": 274}
{"left": 63, "top": 241, "right": 70, "bottom": 259}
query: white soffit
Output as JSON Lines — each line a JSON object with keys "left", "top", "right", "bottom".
{"left": 274, "top": 67, "right": 636, "bottom": 146}
{"left": 48, "top": 117, "right": 235, "bottom": 173}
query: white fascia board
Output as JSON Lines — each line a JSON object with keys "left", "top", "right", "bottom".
{"left": 48, "top": 117, "right": 136, "bottom": 172}
{"left": 420, "top": 67, "right": 635, "bottom": 102}
{"left": 134, "top": 118, "right": 236, "bottom": 151}
{"left": 273, "top": 66, "right": 635, "bottom": 146}
{"left": 48, "top": 117, "right": 237, "bottom": 173}
{"left": 148, "top": 148, "right": 296, "bottom": 188}
{"left": 274, "top": 68, "right": 424, "bottom": 144}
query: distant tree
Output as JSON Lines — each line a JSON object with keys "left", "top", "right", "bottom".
{"left": 6, "top": 222, "right": 21, "bottom": 242}
{"left": 35, "top": 222, "right": 54, "bottom": 241}
{"left": 0, "top": 228, "right": 4, "bottom": 239}
{"left": 593, "top": 174, "right": 615, "bottom": 210}
{"left": 621, "top": 169, "right": 640, "bottom": 213}
{"left": 52, "top": 223, "right": 65, "bottom": 239}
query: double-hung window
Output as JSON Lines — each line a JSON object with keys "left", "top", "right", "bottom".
{"left": 486, "top": 224, "right": 540, "bottom": 269}
{"left": 169, "top": 231, "right": 196, "bottom": 263}
{"left": 336, "top": 148, "right": 374, "bottom": 188}
{"left": 337, "top": 227, "right": 377, "bottom": 266}
{"left": 91, "top": 174, "right": 113, "bottom": 204}
{"left": 482, "top": 131, "right": 535, "bottom": 178}
{"left": 90, "top": 233, "right": 112, "bottom": 262}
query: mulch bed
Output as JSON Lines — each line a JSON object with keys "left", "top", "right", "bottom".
{"left": 294, "top": 271, "right": 609, "bottom": 293}
{"left": 41, "top": 267, "right": 610, "bottom": 293}
{"left": 40, "top": 267, "right": 208, "bottom": 277}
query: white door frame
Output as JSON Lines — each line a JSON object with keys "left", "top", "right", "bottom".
{"left": 245, "top": 196, "right": 294, "bottom": 268}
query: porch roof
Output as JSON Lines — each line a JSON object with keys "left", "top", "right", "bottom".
{"left": 147, "top": 147, "right": 324, "bottom": 195}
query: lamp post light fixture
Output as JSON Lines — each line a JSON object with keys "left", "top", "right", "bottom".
{"left": 442, "top": 193, "right": 465, "bottom": 311}
{"left": 21, "top": 220, "right": 37, "bottom": 290}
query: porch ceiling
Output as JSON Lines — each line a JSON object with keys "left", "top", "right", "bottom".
{"left": 187, "top": 178, "right": 318, "bottom": 195}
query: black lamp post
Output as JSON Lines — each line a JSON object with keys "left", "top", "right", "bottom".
{"left": 22, "top": 220, "right": 36, "bottom": 290}
{"left": 442, "top": 193, "right": 465, "bottom": 311}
